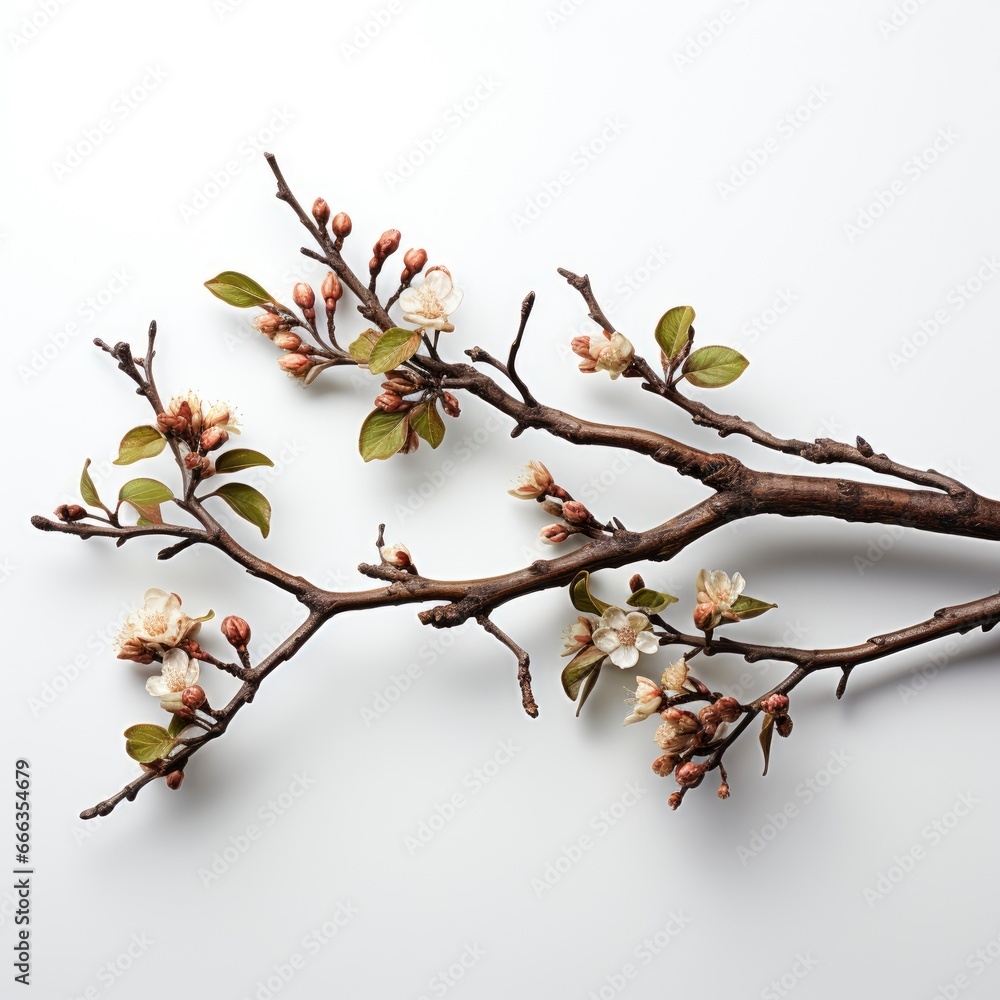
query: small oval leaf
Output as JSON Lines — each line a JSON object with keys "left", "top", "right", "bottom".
{"left": 213, "top": 482, "right": 271, "bottom": 538}
{"left": 626, "top": 588, "right": 679, "bottom": 614}
{"left": 730, "top": 595, "right": 778, "bottom": 620}
{"left": 204, "top": 271, "right": 274, "bottom": 308}
{"left": 119, "top": 478, "right": 174, "bottom": 508}
{"left": 682, "top": 345, "right": 749, "bottom": 388}
{"left": 655, "top": 306, "right": 695, "bottom": 359}
{"left": 124, "top": 724, "right": 174, "bottom": 764}
{"left": 359, "top": 409, "right": 409, "bottom": 462}
{"left": 367, "top": 327, "right": 422, "bottom": 375}
{"left": 113, "top": 425, "right": 167, "bottom": 466}
{"left": 215, "top": 449, "right": 274, "bottom": 474}
{"left": 410, "top": 401, "right": 445, "bottom": 449}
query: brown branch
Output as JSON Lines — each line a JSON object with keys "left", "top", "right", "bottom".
{"left": 476, "top": 615, "right": 538, "bottom": 718}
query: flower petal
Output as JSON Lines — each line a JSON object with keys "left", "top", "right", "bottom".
{"left": 397, "top": 288, "right": 421, "bottom": 312}
{"left": 592, "top": 628, "right": 620, "bottom": 654}
{"left": 624, "top": 611, "right": 650, "bottom": 632}
{"left": 610, "top": 644, "right": 639, "bottom": 668}
{"left": 145, "top": 676, "right": 170, "bottom": 697}
{"left": 439, "top": 287, "right": 464, "bottom": 314}
{"left": 423, "top": 268, "right": 452, "bottom": 297}
{"left": 623, "top": 710, "right": 645, "bottom": 726}
{"left": 695, "top": 569, "right": 711, "bottom": 595}
{"left": 634, "top": 631, "right": 659, "bottom": 654}
{"left": 602, "top": 607, "right": 628, "bottom": 630}
{"left": 729, "top": 572, "right": 746, "bottom": 599}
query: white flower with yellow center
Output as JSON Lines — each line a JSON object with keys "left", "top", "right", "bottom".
{"left": 398, "top": 265, "right": 464, "bottom": 332}
{"left": 114, "top": 588, "right": 212, "bottom": 660}
{"left": 592, "top": 607, "right": 658, "bottom": 668}
{"left": 145, "top": 648, "right": 200, "bottom": 713}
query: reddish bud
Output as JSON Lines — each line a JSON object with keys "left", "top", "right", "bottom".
{"left": 165, "top": 770, "right": 185, "bottom": 791}
{"left": 273, "top": 331, "right": 303, "bottom": 352}
{"left": 221, "top": 615, "right": 251, "bottom": 649}
{"left": 178, "top": 639, "right": 210, "bottom": 661}
{"left": 674, "top": 761, "right": 706, "bottom": 788}
{"left": 692, "top": 602, "right": 716, "bottom": 631}
{"left": 321, "top": 271, "right": 343, "bottom": 302}
{"left": 571, "top": 336, "right": 592, "bottom": 358}
{"left": 55, "top": 504, "right": 87, "bottom": 522}
{"left": 715, "top": 696, "right": 742, "bottom": 722}
{"left": 441, "top": 391, "right": 461, "bottom": 418}
{"left": 629, "top": 574, "right": 646, "bottom": 593}
{"left": 401, "top": 247, "right": 428, "bottom": 281}
{"left": 368, "top": 255, "right": 381, "bottom": 275}
{"left": 278, "top": 353, "right": 314, "bottom": 376}
{"left": 374, "top": 391, "right": 406, "bottom": 413}
{"left": 717, "top": 782, "right": 731, "bottom": 800}
{"left": 293, "top": 282, "right": 315, "bottom": 310}
{"left": 560, "top": 500, "right": 590, "bottom": 525}
{"left": 181, "top": 685, "right": 206, "bottom": 709}
{"left": 652, "top": 754, "right": 678, "bottom": 777}
{"left": 667, "top": 791, "right": 683, "bottom": 811}
{"left": 760, "top": 693, "right": 790, "bottom": 716}
{"left": 200, "top": 427, "right": 229, "bottom": 452}
{"left": 381, "top": 376, "right": 416, "bottom": 394}
{"left": 312, "top": 198, "right": 330, "bottom": 226}
{"left": 253, "top": 313, "right": 285, "bottom": 336}
{"left": 776, "top": 715, "right": 794, "bottom": 738}
{"left": 540, "top": 524, "right": 570, "bottom": 545}
{"left": 184, "top": 453, "right": 213, "bottom": 477}
{"left": 331, "top": 212, "right": 352, "bottom": 238}
{"left": 374, "top": 229, "right": 401, "bottom": 260}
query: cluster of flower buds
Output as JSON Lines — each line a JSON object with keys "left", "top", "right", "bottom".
{"left": 157, "top": 393, "right": 239, "bottom": 462}
{"left": 369, "top": 229, "right": 402, "bottom": 280}
{"left": 760, "top": 693, "right": 793, "bottom": 737}
{"left": 374, "top": 373, "right": 419, "bottom": 414}
{"left": 571, "top": 331, "right": 635, "bottom": 378}
{"left": 650, "top": 695, "right": 742, "bottom": 785}
{"left": 252, "top": 307, "right": 316, "bottom": 382}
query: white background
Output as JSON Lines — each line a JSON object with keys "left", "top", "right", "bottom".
{"left": 5, "top": 1, "right": 1000, "bottom": 997}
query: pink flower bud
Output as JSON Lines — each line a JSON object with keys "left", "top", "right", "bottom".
{"left": 760, "top": 693, "right": 789, "bottom": 715}
{"left": 441, "top": 391, "right": 461, "bottom": 418}
{"left": 374, "top": 229, "right": 401, "bottom": 260}
{"left": 200, "top": 427, "right": 229, "bottom": 452}
{"left": 652, "top": 754, "right": 678, "bottom": 777}
{"left": 55, "top": 504, "right": 87, "bottom": 522}
{"left": 560, "top": 500, "right": 590, "bottom": 525}
{"left": 715, "top": 696, "right": 741, "bottom": 722}
{"left": 221, "top": 615, "right": 251, "bottom": 649}
{"left": 312, "top": 198, "right": 330, "bottom": 226}
{"left": 321, "top": 271, "right": 343, "bottom": 302}
{"left": 184, "top": 453, "right": 213, "bottom": 476}
{"left": 181, "top": 685, "right": 206, "bottom": 709}
{"left": 540, "top": 524, "right": 569, "bottom": 544}
{"left": 332, "top": 212, "right": 352, "bottom": 238}
{"left": 667, "top": 791, "right": 683, "bottom": 810}
{"left": 692, "top": 602, "right": 717, "bottom": 631}
{"left": 293, "top": 282, "right": 315, "bottom": 310}
{"left": 570, "top": 336, "right": 592, "bottom": 358}
{"left": 165, "top": 770, "right": 185, "bottom": 791}
{"left": 273, "top": 331, "right": 303, "bottom": 352}
{"left": 674, "top": 761, "right": 706, "bottom": 787}
{"left": 253, "top": 313, "right": 285, "bottom": 335}
{"left": 374, "top": 391, "right": 407, "bottom": 413}
{"left": 278, "top": 353, "right": 314, "bottom": 376}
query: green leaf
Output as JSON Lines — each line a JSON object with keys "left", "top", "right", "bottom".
{"left": 759, "top": 713, "right": 775, "bottom": 776}
{"left": 569, "top": 571, "right": 610, "bottom": 616}
{"left": 626, "top": 588, "right": 679, "bottom": 614}
{"left": 654, "top": 306, "right": 696, "bottom": 359}
{"left": 731, "top": 595, "right": 778, "bottom": 620}
{"left": 367, "top": 327, "right": 422, "bottom": 375}
{"left": 113, "top": 425, "right": 166, "bottom": 466}
{"left": 124, "top": 724, "right": 174, "bottom": 764}
{"left": 348, "top": 329, "right": 381, "bottom": 363}
{"left": 359, "top": 409, "right": 409, "bottom": 462}
{"left": 410, "top": 401, "right": 445, "bottom": 449}
{"left": 118, "top": 479, "right": 173, "bottom": 510}
{"left": 212, "top": 482, "right": 271, "bottom": 538}
{"left": 215, "top": 448, "right": 274, "bottom": 474}
{"left": 204, "top": 271, "right": 274, "bottom": 308}
{"left": 575, "top": 662, "right": 604, "bottom": 717}
{"left": 167, "top": 715, "right": 190, "bottom": 738}
{"left": 128, "top": 504, "right": 163, "bottom": 526}
{"left": 561, "top": 646, "right": 607, "bottom": 700}
{"left": 80, "top": 459, "right": 102, "bottom": 508}
{"left": 682, "top": 346, "right": 749, "bottom": 388}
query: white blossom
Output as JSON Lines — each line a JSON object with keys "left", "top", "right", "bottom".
{"left": 592, "top": 607, "right": 658, "bottom": 668}
{"left": 398, "top": 266, "right": 463, "bottom": 332}
{"left": 145, "top": 648, "right": 200, "bottom": 713}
